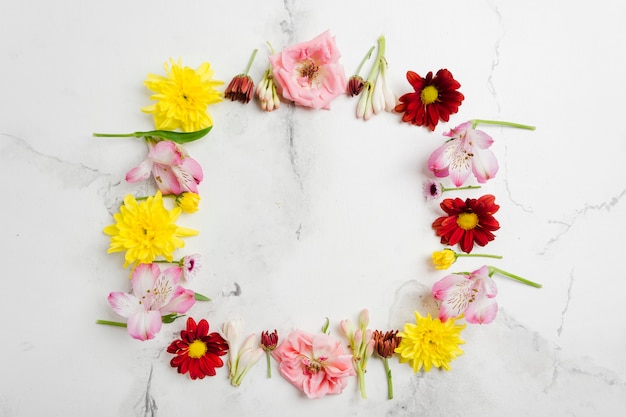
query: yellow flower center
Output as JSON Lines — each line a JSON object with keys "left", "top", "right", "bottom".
{"left": 456, "top": 212, "right": 479, "bottom": 230}
{"left": 420, "top": 85, "right": 439, "bottom": 105}
{"left": 188, "top": 340, "right": 207, "bottom": 359}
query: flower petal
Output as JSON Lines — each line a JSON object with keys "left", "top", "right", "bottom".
{"left": 160, "top": 287, "right": 195, "bottom": 315}
{"left": 108, "top": 291, "right": 141, "bottom": 318}
{"left": 152, "top": 163, "right": 183, "bottom": 195}
{"left": 472, "top": 148, "right": 499, "bottom": 183}
{"left": 465, "top": 295, "right": 498, "bottom": 324}
{"left": 433, "top": 274, "right": 472, "bottom": 321}
{"left": 127, "top": 309, "right": 162, "bottom": 340}
{"left": 149, "top": 140, "right": 183, "bottom": 165}
{"left": 125, "top": 160, "right": 152, "bottom": 183}
{"left": 131, "top": 263, "right": 160, "bottom": 300}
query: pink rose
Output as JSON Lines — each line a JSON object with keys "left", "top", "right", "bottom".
{"left": 269, "top": 30, "right": 347, "bottom": 110}
{"left": 271, "top": 329, "right": 355, "bottom": 399}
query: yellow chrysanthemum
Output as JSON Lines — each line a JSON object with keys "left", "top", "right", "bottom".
{"left": 432, "top": 249, "right": 457, "bottom": 270}
{"left": 395, "top": 311, "right": 465, "bottom": 372}
{"left": 142, "top": 58, "right": 224, "bottom": 132}
{"left": 103, "top": 191, "right": 198, "bottom": 268}
{"left": 176, "top": 192, "right": 200, "bottom": 213}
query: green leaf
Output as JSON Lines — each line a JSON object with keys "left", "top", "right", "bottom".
{"left": 93, "top": 126, "right": 212, "bottom": 144}
{"left": 161, "top": 313, "right": 186, "bottom": 324}
{"left": 194, "top": 292, "right": 211, "bottom": 301}
{"left": 321, "top": 317, "right": 330, "bottom": 334}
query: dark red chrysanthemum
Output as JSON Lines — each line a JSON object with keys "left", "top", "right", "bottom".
{"left": 167, "top": 317, "right": 228, "bottom": 380}
{"left": 261, "top": 329, "right": 279, "bottom": 351}
{"left": 346, "top": 75, "right": 365, "bottom": 97}
{"left": 394, "top": 69, "right": 464, "bottom": 131}
{"left": 432, "top": 194, "right": 500, "bottom": 253}
{"left": 372, "top": 330, "right": 401, "bottom": 358}
{"left": 224, "top": 74, "right": 255, "bottom": 103}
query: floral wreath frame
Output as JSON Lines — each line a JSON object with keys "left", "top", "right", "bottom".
{"left": 95, "top": 30, "right": 541, "bottom": 400}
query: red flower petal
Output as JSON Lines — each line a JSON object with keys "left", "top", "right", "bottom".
{"left": 167, "top": 318, "right": 227, "bottom": 379}
{"left": 432, "top": 195, "right": 500, "bottom": 254}
{"left": 396, "top": 69, "right": 464, "bottom": 130}
{"left": 195, "top": 319, "right": 209, "bottom": 338}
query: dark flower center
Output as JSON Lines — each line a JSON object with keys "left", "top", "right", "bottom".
{"left": 299, "top": 60, "right": 319, "bottom": 83}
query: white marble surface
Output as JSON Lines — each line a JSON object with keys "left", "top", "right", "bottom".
{"left": 1, "top": 0, "right": 625, "bottom": 415}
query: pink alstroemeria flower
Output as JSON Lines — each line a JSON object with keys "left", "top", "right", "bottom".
{"left": 270, "top": 30, "right": 347, "bottom": 110}
{"left": 427, "top": 121, "right": 498, "bottom": 187}
{"left": 432, "top": 265, "right": 498, "bottom": 324}
{"left": 108, "top": 263, "right": 195, "bottom": 341}
{"left": 126, "top": 140, "right": 203, "bottom": 195}
{"left": 271, "top": 329, "right": 355, "bottom": 399}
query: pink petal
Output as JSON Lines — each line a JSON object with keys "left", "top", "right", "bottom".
{"left": 125, "top": 160, "right": 152, "bottom": 183}
{"left": 172, "top": 166, "right": 200, "bottom": 194}
{"left": 302, "top": 371, "right": 331, "bottom": 399}
{"left": 108, "top": 291, "right": 141, "bottom": 318}
{"left": 443, "top": 121, "right": 472, "bottom": 139}
{"left": 432, "top": 273, "right": 467, "bottom": 300}
{"left": 127, "top": 309, "right": 162, "bottom": 340}
{"left": 131, "top": 263, "right": 160, "bottom": 299}
{"left": 161, "top": 265, "right": 182, "bottom": 285}
{"left": 471, "top": 148, "right": 499, "bottom": 183}
{"left": 276, "top": 357, "right": 308, "bottom": 392}
{"left": 446, "top": 143, "right": 473, "bottom": 187}
{"left": 465, "top": 296, "right": 498, "bottom": 324}
{"left": 152, "top": 163, "right": 182, "bottom": 195}
{"left": 469, "top": 128, "right": 494, "bottom": 149}
{"left": 160, "top": 287, "right": 195, "bottom": 314}
{"left": 427, "top": 142, "right": 451, "bottom": 173}
{"left": 432, "top": 274, "right": 472, "bottom": 321}
{"left": 480, "top": 275, "right": 498, "bottom": 298}
{"left": 181, "top": 156, "right": 203, "bottom": 182}
{"left": 149, "top": 140, "right": 183, "bottom": 166}
{"left": 322, "top": 355, "right": 355, "bottom": 378}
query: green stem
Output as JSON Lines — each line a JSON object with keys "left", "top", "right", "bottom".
{"left": 243, "top": 49, "right": 258, "bottom": 75}
{"left": 383, "top": 357, "right": 393, "bottom": 400}
{"left": 488, "top": 266, "right": 542, "bottom": 288}
{"left": 136, "top": 194, "right": 177, "bottom": 202}
{"left": 356, "top": 365, "right": 367, "bottom": 399}
{"left": 365, "top": 36, "right": 385, "bottom": 83}
{"left": 457, "top": 253, "right": 503, "bottom": 260}
{"left": 471, "top": 119, "right": 536, "bottom": 130}
{"left": 355, "top": 45, "right": 375, "bottom": 76}
{"left": 441, "top": 185, "right": 482, "bottom": 192}
{"left": 92, "top": 133, "right": 136, "bottom": 138}
{"left": 265, "top": 351, "right": 272, "bottom": 378}
{"left": 96, "top": 320, "right": 127, "bottom": 328}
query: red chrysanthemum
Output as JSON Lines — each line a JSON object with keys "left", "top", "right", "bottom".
{"left": 432, "top": 194, "right": 500, "bottom": 253}
{"left": 167, "top": 317, "right": 228, "bottom": 380}
{"left": 394, "top": 69, "right": 464, "bottom": 131}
